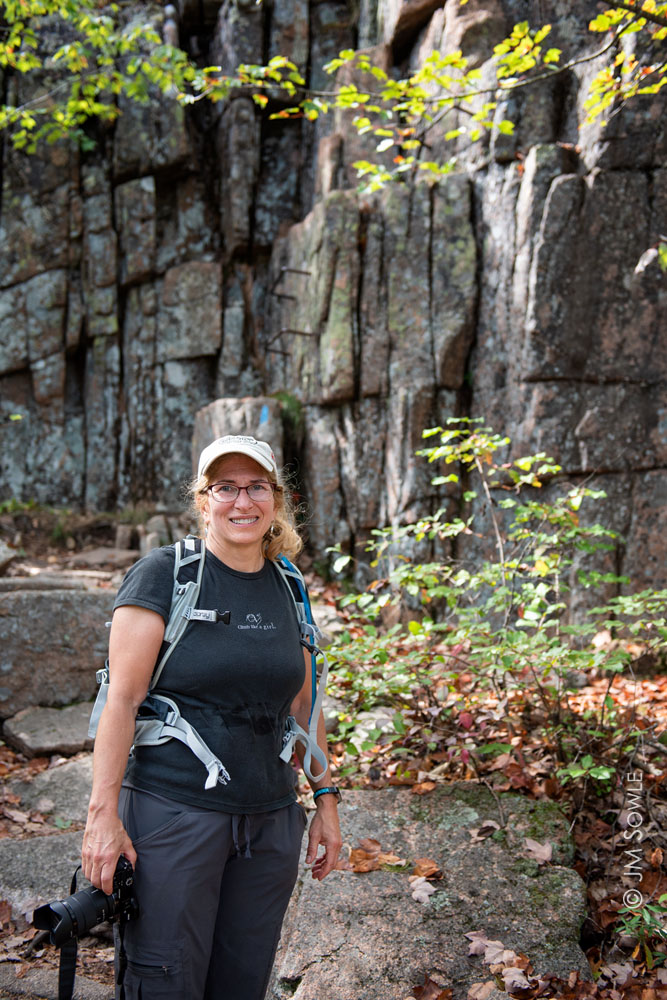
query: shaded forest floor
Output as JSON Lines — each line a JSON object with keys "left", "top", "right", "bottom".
{"left": 0, "top": 510, "right": 666, "bottom": 998}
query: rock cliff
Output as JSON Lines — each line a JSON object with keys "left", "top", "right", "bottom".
{"left": 1, "top": 0, "right": 665, "bottom": 593}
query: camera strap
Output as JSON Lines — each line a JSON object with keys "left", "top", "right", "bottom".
{"left": 58, "top": 939, "right": 77, "bottom": 1000}
{"left": 117, "top": 921, "right": 128, "bottom": 1000}
{"left": 57, "top": 868, "right": 80, "bottom": 1000}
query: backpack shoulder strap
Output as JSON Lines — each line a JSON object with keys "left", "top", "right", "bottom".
{"left": 275, "top": 556, "right": 329, "bottom": 784}
{"left": 150, "top": 535, "right": 207, "bottom": 689}
{"left": 275, "top": 555, "right": 321, "bottom": 647}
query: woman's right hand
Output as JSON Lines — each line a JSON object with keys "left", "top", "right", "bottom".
{"left": 82, "top": 810, "right": 137, "bottom": 894}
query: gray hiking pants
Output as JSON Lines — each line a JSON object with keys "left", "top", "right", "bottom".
{"left": 115, "top": 786, "right": 307, "bottom": 1000}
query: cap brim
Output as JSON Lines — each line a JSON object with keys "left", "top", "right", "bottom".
{"left": 199, "top": 444, "right": 275, "bottom": 478}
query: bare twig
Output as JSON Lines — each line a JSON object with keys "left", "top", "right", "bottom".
{"left": 475, "top": 457, "right": 506, "bottom": 584}
{"left": 23, "top": 930, "right": 50, "bottom": 957}
{"left": 598, "top": 673, "right": 617, "bottom": 729}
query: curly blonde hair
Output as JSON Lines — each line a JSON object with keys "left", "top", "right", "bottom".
{"left": 188, "top": 456, "right": 303, "bottom": 563}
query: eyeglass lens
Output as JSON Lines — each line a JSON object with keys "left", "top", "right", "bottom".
{"left": 209, "top": 484, "right": 273, "bottom": 502}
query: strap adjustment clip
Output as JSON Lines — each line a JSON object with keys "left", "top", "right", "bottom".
{"left": 183, "top": 608, "right": 231, "bottom": 624}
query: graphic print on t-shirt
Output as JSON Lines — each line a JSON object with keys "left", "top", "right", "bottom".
{"left": 239, "top": 612, "right": 277, "bottom": 631}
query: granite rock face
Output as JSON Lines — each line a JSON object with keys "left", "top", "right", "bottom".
{"left": 0, "top": 0, "right": 665, "bottom": 597}
{"left": 0, "top": 589, "right": 114, "bottom": 719}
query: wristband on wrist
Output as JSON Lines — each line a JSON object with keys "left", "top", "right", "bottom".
{"left": 313, "top": 785, "right": 341, "bottom": 802}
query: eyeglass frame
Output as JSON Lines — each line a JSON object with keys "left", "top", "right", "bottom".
{"left": 206, "top": 481, "right": 282, "bottom": 503}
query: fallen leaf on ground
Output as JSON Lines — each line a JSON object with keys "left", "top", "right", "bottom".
{"left": 2, "top": 808, "right": 29, "bottom": 824}
{"left": 413, "top": 857, "right": 443, "bottom": 879}
{"left": 348, "top": 851, "right": 379, "bottom": 872}
{"left": 466, "top": 931, "right": 518, "bottom": 967}
{"left": 467, "top": 983, "right": 496, "bottom": 1000}
{"left": 470, "top": 820, "right": 501, "bottom": 843}
{"left": 409, "top": 876, "right": 437, "bottom": 903}
{"left": 502, "top": 966, "right": 534, "bottom": 991}
{"left": 412, "top": 781, "right": 437, "bottom": 795}
{"left": 413, "top": 971, "right": 451, "bottom": 999}
{"left": 466, "top": 930, "right": 491, "bottom": 956}
{"left": 340, "top": 836, "right": 406, "bottom": 873}
{"left": 377, "top": 851, "right": 407, "bottom": 867}
{"left": 649, "top": 846, "right": 663, "bottom": 868}
{"left": 488, "top": 752, "right": 512, "bottom": 771}
{"left": 600, "top": 963, "right": 635, "bottom": 986}
{"left": 524, "top": 838, "right": 552, "bottom": 864}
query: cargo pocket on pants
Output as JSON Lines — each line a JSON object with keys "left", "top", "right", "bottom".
{"left": 122, "top": 954, "right": 185, "bottom": 999}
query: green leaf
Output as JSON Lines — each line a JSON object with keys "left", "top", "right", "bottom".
{"left": 393, "top": 712, "right": 407, "bottom": 735}
{"left": 477, "top": 742, "right": 513, "bottom": 756}
{"left": 333, "top": 554, "right": 352, "bottom": 574}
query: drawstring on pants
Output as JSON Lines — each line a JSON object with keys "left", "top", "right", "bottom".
{"left": 231, "top": 814, "right": 253, "bottom": 858}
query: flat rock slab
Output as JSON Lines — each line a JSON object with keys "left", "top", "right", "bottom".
{"left": 271, "top": 785, "right": 589, "bottom": 1000}
{"left": 0, "top": 831, "right": 83, "bottom": 928}
{"left": 4, "top": 704, "right": 95, "bottom": 757}
{"left": 0, "top": 965, "right": 110, "bottom": 1000}
{"left": 0, "top": 577, "right": 88, "bottom": 592}
{"left": 9, "top": 754, "right": 93, "bottom": 826}
{"left": 0, "top": 540, "right": 17, "bottom": 573}
{"left": 0, "top": 589, "right": 114, "bottom": 718}
{"left": 66, "top": 548, "right": 138, "bottom": 570}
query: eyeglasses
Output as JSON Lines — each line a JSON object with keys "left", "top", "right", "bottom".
{"left": 208, "top": 482, "right": 279, "bottom": 503}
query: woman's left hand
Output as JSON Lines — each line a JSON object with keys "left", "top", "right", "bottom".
{"left": 306, "top": 797, "right": 342, "bottom": 880}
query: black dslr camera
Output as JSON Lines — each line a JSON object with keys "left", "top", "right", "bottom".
{"left": 33, "top": 856, "right": 138, "bottom": 947}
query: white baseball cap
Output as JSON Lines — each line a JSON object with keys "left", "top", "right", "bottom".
{"left": 197, "top": 435, "right": 278, "bottom": 479}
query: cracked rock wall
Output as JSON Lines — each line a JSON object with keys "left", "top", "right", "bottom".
{"left": 0, "top": 0, "right": 665, "bottom": 592}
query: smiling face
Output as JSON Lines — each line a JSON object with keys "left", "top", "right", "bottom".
{"left": 202, "top": 453, "right": 277, "bottom": 568}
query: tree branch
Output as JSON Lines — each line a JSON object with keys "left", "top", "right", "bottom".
{"left": 611, "top": 1, "right": 667, "bottom": 30}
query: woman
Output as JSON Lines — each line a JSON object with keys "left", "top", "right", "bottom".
{"left": 82, "top": 434, "right": 342, "bottom": 1000}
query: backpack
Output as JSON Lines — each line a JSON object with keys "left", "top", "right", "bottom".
{"left": 88, "top": 536, "right": 329, "bottom": 787}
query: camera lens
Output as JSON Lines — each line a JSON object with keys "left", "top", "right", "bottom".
{"left": 33, "top": 857, "right": 136, "bottom": 948}
{"left": 66, "top": 887, "right": 115, "bottom": 935}
{"left": 33, "top": 900, "right": 75, "bottom": 946}
{"left": 34, "top": 886, "right": 115, "bottom": 947}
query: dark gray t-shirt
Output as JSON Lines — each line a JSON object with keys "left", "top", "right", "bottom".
{"left": 113, "top": 545, "right": 305, "bottom": 813}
